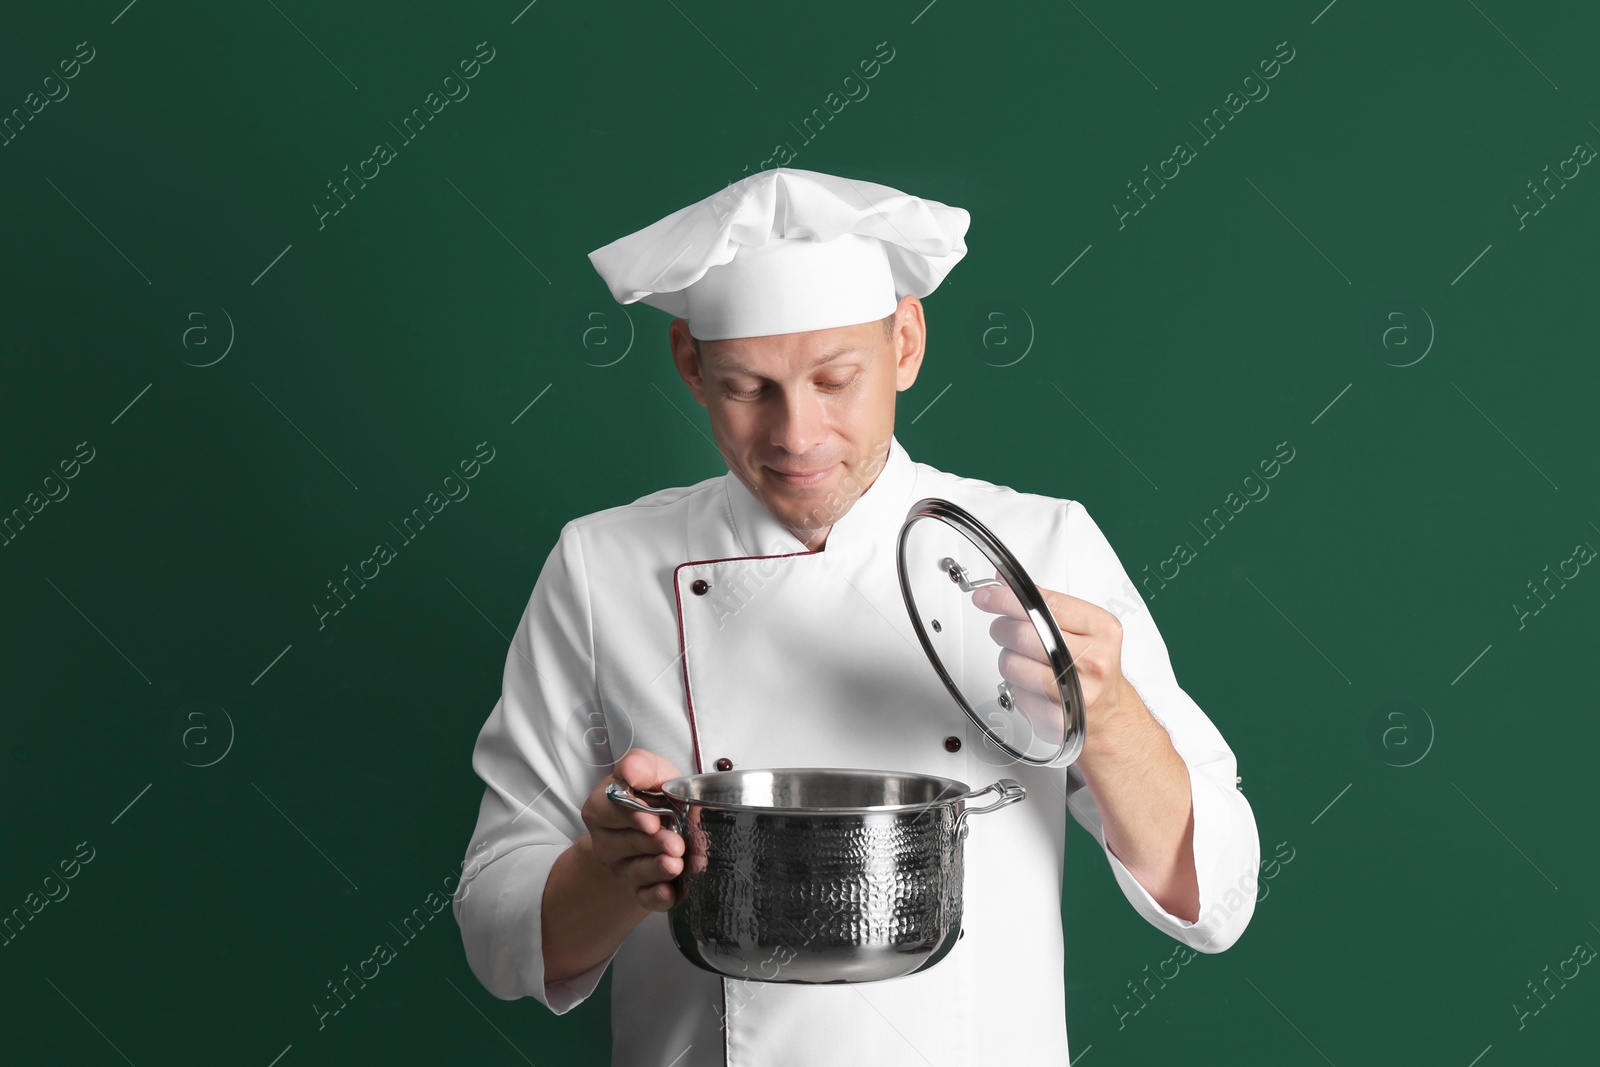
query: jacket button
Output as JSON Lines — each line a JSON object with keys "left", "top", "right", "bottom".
{"left": 944, "top": 735, "right": 962, "bottom": 752}
{"left": 959, "top": 929, "right": 966, "bottom": 940}
{"left": 714, "top": 757, "right": 733, "bottom": 771}
{"left": 691, "top": 579, "right": 710, "bottom": 596}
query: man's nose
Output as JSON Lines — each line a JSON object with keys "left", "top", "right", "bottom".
{"left": 770, "top": 385, "right": 824, "bottom": 454}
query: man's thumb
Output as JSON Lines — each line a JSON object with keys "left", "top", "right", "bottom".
{"left": 614, "top": 747, "right": 683, "bottom": 789}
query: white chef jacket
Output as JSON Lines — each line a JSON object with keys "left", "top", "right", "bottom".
{"left": 454, "top": 434, "right": 1259, "bottom": 1066}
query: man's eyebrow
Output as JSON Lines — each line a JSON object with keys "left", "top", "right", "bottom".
{"left": 713, "top": 345, "right": 867, "bottom": 377}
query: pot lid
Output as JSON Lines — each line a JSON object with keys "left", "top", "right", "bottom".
{"left": 896, "top": 497, "right": 1085, "bottom": 767}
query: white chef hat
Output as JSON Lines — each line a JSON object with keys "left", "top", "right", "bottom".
{"left": 587, "top": 167, "right": 970, "bottom": 341}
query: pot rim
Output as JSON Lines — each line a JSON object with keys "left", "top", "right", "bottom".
{"left": 638, "top": 766, "right": 991, "bottom": 816}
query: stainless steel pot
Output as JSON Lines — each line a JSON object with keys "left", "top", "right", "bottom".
{"left": 606, "top": 766, "right": 1025, "bottom": 984}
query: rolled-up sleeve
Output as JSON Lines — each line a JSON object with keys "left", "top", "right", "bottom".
{"left": 452, "top": 520, "right": 620, "bottom": 1011}
{"left": 1054, "top": 500, "right": 1261, "bottom": 953}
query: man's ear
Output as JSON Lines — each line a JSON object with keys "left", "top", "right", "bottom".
{"left": 893, "top": 294, "right": 927, "bottom": 392}
{"left": 669, "top": 319, "right": 709, "bottom": 407}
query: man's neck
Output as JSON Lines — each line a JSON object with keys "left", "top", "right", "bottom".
{"left": 787, "top": 445, "right": 893, "bottom": 552}
{"left": 795, "top": 525, "right": 831, "bottom": 552}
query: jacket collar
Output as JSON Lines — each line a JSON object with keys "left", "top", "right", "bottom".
{"left": 723, "top": 434, "right": 919, "bottom": 561}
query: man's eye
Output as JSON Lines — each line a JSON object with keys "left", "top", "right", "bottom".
{"left": 724, "top": 376, "right": 853, "bottom": 398}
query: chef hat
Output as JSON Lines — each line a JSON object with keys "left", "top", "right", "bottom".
{"left": 587, "top": 167, "right": 970, "bottom": 341}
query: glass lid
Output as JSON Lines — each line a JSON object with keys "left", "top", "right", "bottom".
{"left": 896, "top": 497, "right": 1085, "bottom": 767}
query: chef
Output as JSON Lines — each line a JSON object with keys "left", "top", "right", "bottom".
{"left": 453, "top": 167, "right": 1260, "bottom": 1066}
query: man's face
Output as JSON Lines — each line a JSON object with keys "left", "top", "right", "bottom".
{"left": 670, "top": 294, "right": 926, "bottom": 549}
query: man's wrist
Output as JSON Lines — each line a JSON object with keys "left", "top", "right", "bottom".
{"left": 1077, "top": 677, "right": 1157, "bottom": 778}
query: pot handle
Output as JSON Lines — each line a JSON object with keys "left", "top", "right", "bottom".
{"left": 954, "top": 778, "right": 1026, "bottom": 840}
{"left": 605, "top": 780, "right": 682, "bottom": 833}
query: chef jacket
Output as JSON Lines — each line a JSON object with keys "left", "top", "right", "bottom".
{"left": 454, "top": 434, "right": 1260, "bottom": 1066}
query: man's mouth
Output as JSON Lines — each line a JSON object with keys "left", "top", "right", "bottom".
{"left": 766, "top": 463, "right": 836, "bottom": 487}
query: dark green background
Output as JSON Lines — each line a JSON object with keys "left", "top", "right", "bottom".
{"left": 3, "top": 1, "right": 1595, "bottom": 1064}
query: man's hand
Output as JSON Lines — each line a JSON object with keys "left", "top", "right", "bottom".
{"left": 580, "top": 748, "right": 687, "bottom": 912}
{"left": 969, "top": 577, "right": 1140, "bottom": 752}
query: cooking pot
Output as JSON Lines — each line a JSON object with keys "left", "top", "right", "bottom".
{"left": 605, "top": 496, "right": 1085, "bottom": 984}
{"left": 606, "top": 767, "right": 1025, "bottom": 983}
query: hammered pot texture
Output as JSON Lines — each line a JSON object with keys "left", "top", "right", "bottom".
{"left": 682, "top": 805, "right": 965, "bottom": 950}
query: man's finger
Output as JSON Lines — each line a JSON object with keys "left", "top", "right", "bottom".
{"left": 621, "top": 851, "right": 683, "bottom": 887}
{"left": 997, "top": 646, "right": 1061, "bottom": 706}
{"left": 589, "top": 779, "right": 652, "bottom": 829}
{"left": 614, "top": 851, "right": 684, "bottom": 902}
{"left": 1014, "top": 687, "right": 1065, "bottom": 746}
{"left": 595, "top": 825, "right": 682, "bottom": 859}
{"left": 969, "top": 577, "right": 1025, "bottom": 619}
{"left": 1038, "top": 589, "right": 1105, "bottom": 637}
{"left": 988, "top": 615, "right": 1047, "bottom": 661}
{"left": 972, "top": 581, "right": 1099, "bottom": 640}
{"left": 614, "top": 747, "right": 684, "bottom": 791}
{"left": 637, "top": 881, "right": 677, "bottom": 912}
